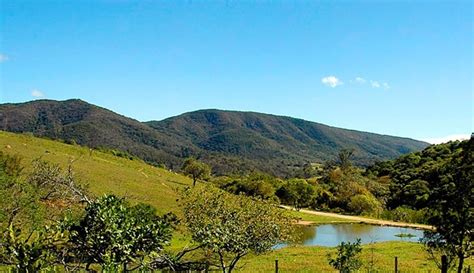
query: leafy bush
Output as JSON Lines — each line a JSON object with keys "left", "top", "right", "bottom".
{"left": 348, "top": 194, "right": 383, "bottom": 217}
{"left": 67, "top": 195, "right": 176, "bottom": 270}
{"left": 328, "top": 239, "right": 363, "bottom": 273}
{"left": 381, "top": 206, "right": 428, "bottom": 224}
{"left": 180, "top": 185, "right": 295, "bottom": 273}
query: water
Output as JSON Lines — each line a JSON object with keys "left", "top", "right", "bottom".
{"left": 287, "top": 223, "right": 425, "bottom": 247}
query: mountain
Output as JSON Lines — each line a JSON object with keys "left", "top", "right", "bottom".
{"left": 0, "top": 99, "right": 188, "bottom": 168}
{"left": 0, "top": 99, "right": 429, "bottom": 176}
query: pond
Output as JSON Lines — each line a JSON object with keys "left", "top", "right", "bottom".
{"left": 285, "top": 223, "right": 425, "bottom": 247}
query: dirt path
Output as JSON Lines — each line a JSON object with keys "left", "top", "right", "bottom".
{"left": 282, "top": 205, "right": 434, "bottom": 230}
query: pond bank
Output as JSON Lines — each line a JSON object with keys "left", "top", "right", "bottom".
{"left": 283, "top": 205, "right": 434, "bottom": 230}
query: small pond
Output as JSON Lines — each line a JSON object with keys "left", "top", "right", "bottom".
{"left": 283, "top": 223, "right": 425, "bottom": 248}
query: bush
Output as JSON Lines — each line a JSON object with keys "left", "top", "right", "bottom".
{"left": 381, "top": 206, "right": 428, "bottom": 224}
{"left": 328, "top": 239, "right": 363, "bottom": 273}
{"left": 348, "top": 194, "right": 383, "bottom": 216}
{"left": 67, "top": 195, "right": 176, "bottom": 270}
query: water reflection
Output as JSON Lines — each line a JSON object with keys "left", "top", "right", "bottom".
{"left": 288, "top": 223, "right": 424, "bottom": 247}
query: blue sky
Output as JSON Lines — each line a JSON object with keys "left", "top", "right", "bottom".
{"left": 0, "top": 0, "right": 472, "bottom": 143}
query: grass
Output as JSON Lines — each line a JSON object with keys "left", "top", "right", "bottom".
{"left": 395, "top": 233, "right": 417, "bottom": 238}
{"left": 239, "top": 241, "right": 473, "bottom": 272}
{"left": 0, "top": 131, "right": 193, "bottom": 215}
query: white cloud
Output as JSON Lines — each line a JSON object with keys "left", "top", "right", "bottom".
{"left": 354, "top": 77, "right": 366, "bottom": 84}
{"left": 370, "top": 80, "right": 381, "bottom": 88}
{"left": 0, "top": 54, "right": 8, "bottom": 63}
{"left": 383, "top": 82, "right": 390, "bottom": 89}
{"left": 31, "top": 89, "right": 45, "bottom": 98}
{"left": 321, "top": 76, "right": 343, "bottom": 88}
{"left": 423, "top": 134, "right": 471, "bottom": 144}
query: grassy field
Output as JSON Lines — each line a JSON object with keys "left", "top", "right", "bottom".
{"left": 0, "top": 131, "right": 192, "bottom": 214}
{"left": 240, "top": 241, "right": 473, "bottom": 272}
{"left": 2, "top": 131, "right": 471, "bottom": 272}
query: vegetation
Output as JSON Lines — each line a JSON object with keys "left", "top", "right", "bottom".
{"left": 0, "top": 130, "right": 193, "bottom": 214}
{"left": 182, "top": 157, "right": 211, "bottom": 186}
{"left": 180, "top": 186, "right": 295, "bottom": 273}
{"left": 0, "top": 130, "right": 472, "bottom": 272}
{"left": 422, "top": 137, "right": 473, "bottom": 273}
{"left": 67, "top": 195, "right": 176, "bottom": 270}
{"left": 327, "top": 239, "right": 363, "bottom": 273}
{"left": 239, "top": 241, "right": 469, "bottom": 272}
{"left": 0, "top": 99, "right": 427, "bottom": 177}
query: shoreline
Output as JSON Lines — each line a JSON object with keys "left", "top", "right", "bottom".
{"left": 284, "top": 206, "right": 434, "bottom": 230}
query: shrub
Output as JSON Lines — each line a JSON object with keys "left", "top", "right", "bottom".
{"left": 348, "top": 194, "right": 383, "bottom": 216}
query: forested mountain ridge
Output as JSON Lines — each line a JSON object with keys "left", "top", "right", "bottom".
{"left": 0, "top": 99, "right": 428, "bottom": 176}
{"left": 147, "top": 109, "right": 428, "bottom": 175}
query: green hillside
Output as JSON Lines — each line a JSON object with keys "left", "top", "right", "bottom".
{"left": 0, "top": 130, "right": 192, "bottom": 214}
{"left": 0, "top": 99, "right": 428, "bottom": 177}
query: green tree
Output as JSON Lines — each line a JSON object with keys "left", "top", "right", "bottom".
{"left": 0, "top": 156, "right": 85, "bottom": 271}
{"left": 328, "top": 239, "right": 363, "bottom": 273}
{"left": 337, "top": 148, "right": 355, "bottom": 172}
{"left": 424, "top": 137, "right": 473, "bottom": 273}
{"left": 276, "top": 179, "right": 315, "bottom": 209}
{"left": 180, "top": 185, "right": 294, "bottom": 273}
{"left": 67, "top": 195, "right": 176, "bottom": 270}
{"left": 182, "top": 158, "right": 211, "bottom": 186}
{"left": 348, "top": 194, "right": 382, "bottom": 216}
{"left": 0, "top": 223, "right": 67, "bottom": 272}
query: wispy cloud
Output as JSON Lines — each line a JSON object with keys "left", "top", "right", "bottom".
{"left": 321, "top": 76, "right": 343, "bottom": 88}
{"left": 354, "top": 77, "right": 366, "bottom": 84}
{"left": 370, "top": 80, "right": 381, "bottom": 88}
{"left": 382, "top": 82, "right": 390, "bottom": 89}
{"left": 31, "top": 89, "right": 45, "bottom": 98}
{"left": 423, "top": 134, "right": 471, "bottom": 144}
{"left": 0, "top": 54, "right": 8, "bottom": 63}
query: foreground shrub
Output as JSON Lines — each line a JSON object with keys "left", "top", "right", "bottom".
{"left": 180, "top": 185, "right": 295, "bottom": 273}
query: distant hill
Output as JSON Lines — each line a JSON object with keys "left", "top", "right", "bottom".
{"left": 0, "top": 99, "right": 428, "bottom": 176}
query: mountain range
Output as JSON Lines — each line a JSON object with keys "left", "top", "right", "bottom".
{"left": 0, "top": 99, "right": 428, "bottom": 176}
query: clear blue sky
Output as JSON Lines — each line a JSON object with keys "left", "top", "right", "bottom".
{"left": 0, "top": 0, "right": 472, "bottom": 143}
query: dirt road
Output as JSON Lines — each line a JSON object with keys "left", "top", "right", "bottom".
{"left": 282, "top": 205, "right": 434, "bottom": 230}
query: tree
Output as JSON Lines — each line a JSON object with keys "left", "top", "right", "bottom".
{"left": 337, "top": 148, "right": 355, "bottom": 172}
{"left": 348, "top": 194, "right": 383, "bottom": 216}
{"left": 328, "top": 239, "right": 363, "bottom": 273}
{"left": 67, "top": 195, "right": 176, "bottom": 270}
{"left": 0, "top": 156, "right": 85, "bottom": 271}
{"left": 424, "top": 137, "right": 473, "bottom": 273}
{"left": 180, "top": 185, "right": 295, "bottom": 273}
{"left": 276, "top": 179, "right": 315, "bottom": 209}
{"left": 0, "top": 223, "right": 67, "bottom": 272}
{"left": 182, "top": 158, "right": 211, "bottom": 186}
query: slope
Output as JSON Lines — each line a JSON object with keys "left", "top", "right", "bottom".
{"left": 0, "top": 130, "right": 192, "bottom": 214}
{"left": 147, "top": 109, "right": 429, "bottom": 176}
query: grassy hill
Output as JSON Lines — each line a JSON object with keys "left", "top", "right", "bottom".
{"left": 0, "top": 99, "right": 428, "bottom": 177}
{"left": 0, "top": 130, "right": 191, "bottom": 214}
